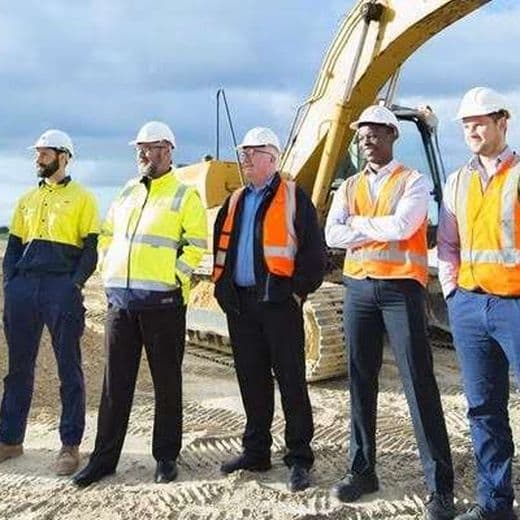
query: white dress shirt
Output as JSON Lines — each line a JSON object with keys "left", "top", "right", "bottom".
{"left": 437, "top": 146, "right": 515, "bottom": 297}
{"left": 325, "top": 159, "right": 431, "bottom": 250}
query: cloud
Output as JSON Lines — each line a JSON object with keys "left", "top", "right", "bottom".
{"left": 400, "top": 2, "right": 520, "bottom": 97}
{"left": 0, "top": 0, "right": 518, "bottom": 227}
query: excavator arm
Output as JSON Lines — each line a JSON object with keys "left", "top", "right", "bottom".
{"left": 281, "top": 0, "right": 490, "bottom": 223}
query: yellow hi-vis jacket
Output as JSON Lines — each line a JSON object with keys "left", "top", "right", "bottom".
{"left": 342, "top": 165, "right": 428, "bottom": 287}
{"left": 455, "top": 155, "right": 520, "bottom": 295}
{"left": 98, "top": 170, "right": 207, "bottom": 304}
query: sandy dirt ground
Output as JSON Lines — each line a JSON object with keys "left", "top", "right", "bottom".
{"left": 0, "top": 253, "right": 519, "bottom": 519}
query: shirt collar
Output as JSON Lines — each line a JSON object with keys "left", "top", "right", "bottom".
{"left": 468, "top": 146, "right": 515, "bottom": 177}
{"left": 246, "top": 172, "right": 276, "bottom": 193}
{"left": 364, "top": 158, "right": 399, "bottom": 177}
{"left": 39, "top": 175, "right": 71, "bottom": 188}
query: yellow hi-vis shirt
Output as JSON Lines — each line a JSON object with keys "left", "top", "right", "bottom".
{"left": 8, "top": 177, "right": 100, "bottom": 277}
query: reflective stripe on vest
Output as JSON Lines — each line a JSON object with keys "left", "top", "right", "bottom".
{"left": 342, "top": 165, "right": 428, "bottom": 286}
{"left": 171, "top": 184, "right": 188, "bottom": 211}
{"left": 212, "top": 180, "right": 297, "bottom": 282}
{"left": 456, "top": 155, "right": 520, "bottom": 294}
{"left": 132, "top": 234, "right": 179, "bottom": 249}
{"left": 347, "top": 248, "right": 427, "bottom": 266}
{"left": 103, "top": 277, "right": 177, "bottom": 291}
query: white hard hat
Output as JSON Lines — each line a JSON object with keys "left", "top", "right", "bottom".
{"left": 129, "top": 121, "right": 176, "bottom": 147}
{"left": 29, "top": 129, "right": 74, "bottom": 156}
{"left": 237, "top": 127, "right": 281, "bottom": 153}
{"left": 455, "top": 87, "right": 511, "bottom": 120}
{"left": 350, "top": 105, "right": 400, "bottom": 136}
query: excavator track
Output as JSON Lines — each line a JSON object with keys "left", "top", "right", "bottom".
{"left": 302, "top": 282, "right": 346, "bottom": 381}
{"left": 186, "top": 280, "right": 347, "bottom": 382}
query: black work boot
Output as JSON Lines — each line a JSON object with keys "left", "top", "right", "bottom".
{"left": 288, "top": 464, "right": 310, "bottom": 492}
{"left": 73, "top": 461, "right": 115, "bottom": 488}
{"left": 220, "top": 454, "right": 271, "bottom": 474}
{"left": 425, "top": 492, "right": 457, "bottom": 520}
{"left": 331, "top": 471, "right": 379, "bottom": 502}
{"left": 155, "top": 460, "right": 178, "bottom": 483}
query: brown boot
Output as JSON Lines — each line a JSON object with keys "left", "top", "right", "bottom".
{"left": 0, "top": 442, "right": 23, "bottom": 463}
{"left": 55, "top": 445, "right": 80, "bottom": 476}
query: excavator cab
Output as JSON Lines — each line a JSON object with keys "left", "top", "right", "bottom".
{"left": 179, "top": 103, "right": 449, "bottom": 382}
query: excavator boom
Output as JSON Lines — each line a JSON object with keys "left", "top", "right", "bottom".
{"left": 281, "top": 0, "right": 490, "bottom": 222}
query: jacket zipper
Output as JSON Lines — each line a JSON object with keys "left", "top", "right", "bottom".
{"left": 126, "top": 183, "right": 150, "bottom": 289}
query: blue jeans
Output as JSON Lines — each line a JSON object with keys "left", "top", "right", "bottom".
{"left": 0, "top": 273, "right": 85, "bottom": 446}
{"left": 448, "top": 288, "right": 520, "bottom": 514}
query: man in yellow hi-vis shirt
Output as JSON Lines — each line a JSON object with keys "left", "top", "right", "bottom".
{"left": 73, "top": 121, "right": 207, "bottom": 487}
{"left": 0, "top": 129, "right": 100, "bottom": 476}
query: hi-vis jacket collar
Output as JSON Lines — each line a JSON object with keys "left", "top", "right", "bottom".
{"left": 139, "top": 169, "right": 175, "bottom": 188}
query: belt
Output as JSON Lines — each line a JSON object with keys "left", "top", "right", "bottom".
{"left": 235, "top": 285, "right": 257, "bottom": 295}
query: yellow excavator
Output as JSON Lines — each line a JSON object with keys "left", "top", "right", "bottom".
{"left": 177, "top": 0, "right": 491, "bottom": 381}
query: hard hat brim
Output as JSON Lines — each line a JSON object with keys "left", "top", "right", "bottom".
{"left": 128, "top": 139, "right": 175, "bottom": 148}
{"left": 454, "top": 109, "right": 511, "bottom": 121}
{"left": 28, "top": 144, "right": 73, "bottom": 156}
{"left": 350, "top": 120, "right": 400, "bottom": 136}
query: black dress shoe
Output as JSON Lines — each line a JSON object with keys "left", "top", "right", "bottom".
{"left": 155, "top": 460, "right": 178, "bottom": 483}
{"left": 455, "top": 504, "right": 517, "bottom": 520}
{"left": 73, "top": 462, "right": 115, "bottom": 488}
{"left": 425, "top": 492, "right": 457, "bottom": 520}
{"left": 331, "top": 471, "right": 379, "bottom": 502}
{"left": 288, "top": 465, "right": 310, "bottom": 492}
{"left": 220, "top": 454, "right": 271, "bottom": 474}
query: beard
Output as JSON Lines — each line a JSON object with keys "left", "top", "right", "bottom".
{"left": 138, "top": 159, "right": 170, "bottom": 179}
{"left": 37, "top": 157, "right": 60, "bottom": 178}
{"left": 140, "top": 162, "right": 158, "bottom": 178}
{"left": 137, "top": 157, "right": 159, "bottom": 178}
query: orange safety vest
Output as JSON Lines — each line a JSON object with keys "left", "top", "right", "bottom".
{"left": 455, "top": 155, "right": 520, "bottom": 295}
{"left": 212, "top": 179, "right": 298, "bottom": 282}
{"left": 342, "top": 165, "right": 428, "bottom": 286}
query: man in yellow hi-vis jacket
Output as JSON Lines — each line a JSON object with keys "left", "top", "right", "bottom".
{"left": 73, "top": 121, "right": 207, "bottom": 487}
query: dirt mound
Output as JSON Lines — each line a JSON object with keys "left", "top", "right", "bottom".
{"left": 0, "top": 247, "right": 518, "bottom": 518}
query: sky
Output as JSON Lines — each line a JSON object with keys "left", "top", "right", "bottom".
{"left": 0, "top": 0, "right": 519, "bottom": 225}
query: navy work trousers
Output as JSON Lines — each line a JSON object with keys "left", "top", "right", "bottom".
{"left": 344, "top": 277, "right": 454, "bottom": 493}
{"left": 226, "top": 289, "right": 314, "bottom": 469}
{"left": 88, "top": 304, "right": 186, "bottom": 469}
{"left": 0, "top": 273, "right": 86, "bottom": 446}
{"left": 448, "top": 288, "right": 520, "bottom": 515}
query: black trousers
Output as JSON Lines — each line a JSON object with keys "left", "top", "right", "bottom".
{"left": 226, "top": 289, "right": 314, "bottom": 469}
{"left": 344, "top": 277, "right": 453, "bottom": 493}
{"left": 90, "top": 304, "right": 186, "bottom": 469}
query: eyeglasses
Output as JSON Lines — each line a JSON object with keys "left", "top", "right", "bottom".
{"left": 238, "top": 148, "right": 275, "bottom": 162}
{"left": 136, "top": 144, "right": 169, "bottom": 154}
